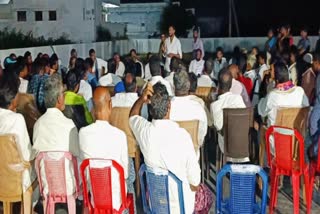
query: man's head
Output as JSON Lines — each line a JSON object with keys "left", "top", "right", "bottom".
{"left": 124, "top": 72, "right": 137, "bottom": 93}
{"left": 280, "top": 25, "right": 288, "bottom": 36}
{"left": 85, "top": 57, "right": 94, "bottom": 73}
{"left": 218, "top": 68, "right": 233, "bottom": 94}
{"left": 257, "top": 52, "right": 267, "bottom": 66}
{"left": 204, "top": 59, "right": 214, "bottom": 76}
{"left": 174, "top": 70, "right": 190, "bottom": 96}
{"left": 170, "top": 57, "right": 184, "bottom": 73}
{"left": 312, "top": 53, "right": 320, "bottom": 73}
{"left": 168, "top": 25, "right": 176, "bottom": 37}
{"left": 130, "top": 49, "right": 137, "bottom": 60}
{"left": 300, "top": 28, "right": 308, "bottom": 38}
{"left": 149, "top": 82, "right": 171, "bottom": 120}
{"left": 160, "top": 33, "right": 166, "bottom": 42}
{"left": 24, "top": 51, "right": 32, "bottom": 65}
{"left": 93, "top": 86, "right": 112, "bottom": 121}
{"left": 188, "top": 72, "right": 198, "bottom": 94}
{"left": 290, "top": 48, "right": 298, "bottom": 64}
{"left": 14, "top": 57, "right": 28, "bottom": 78}
{"left": 267, "top": 28, "right": 274, "bottom": 38}
{"left": 196, "top": 49, "right": 202, "bottom": 61}
{"left": 228, "top": 64, "right": 239, "bottom": 79}
{"left": 149, "top": 55, "right": 162, "bottom": 76}
{"left": 113, "top": 53, "right": 121, "bottom": 63}
{"left": 274, "top": 62, "right": 289, "bottom": 84}
{"left": 0, "top": 72, "right": 19, "bottom": 111}
{"left": 238, "top": 54, "right": 247, "bottom": 74}
{"left": 216, "top": 47, "right": 224, "bottom": 60}
{"left": 44, "top": 73, "right": 65, "bottom": 111}
{"left": 89, "top": 49, "right": 96, "bottom": 62}
{"left": 49, "top": 56, "right": 59, "bottom": 71}
{"left": 66, "top": 69, "right": 81, "bottom": 93}
{"left": 70, "top": 49, "right": 77, "bottom": 58}
{"left": 193, "top": 29, "right": 199, "bottom": 39}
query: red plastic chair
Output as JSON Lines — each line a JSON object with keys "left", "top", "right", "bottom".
{"left": 80, "top": 159, "right": 134, "bottom": 214}
{"left": 306, "top": 136, "right": 320, "bottom": 213}
{"left": 266, "top": 126, "right": 309, "bottom": 214}
{"left": 35, "top": 151, "right": 80, "bottom": 214}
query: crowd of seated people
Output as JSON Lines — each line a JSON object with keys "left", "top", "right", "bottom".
{"left": 1, "top": 24, "right": 320, "bottom": 213}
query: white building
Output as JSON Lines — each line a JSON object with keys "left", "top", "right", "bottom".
{"left": 106, "top": 0, "right": 170, "bottom": 38}
{"left": 0, "top": 0, "right": 120, "bottom": 43}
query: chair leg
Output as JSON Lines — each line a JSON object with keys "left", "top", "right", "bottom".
{"left": 22, "top": 187, "right": 33, "bottom": 214}
{"left": 269, "top": 173, "right": 278, "bottom": 214}
{"left": 3, "top": 201, "right": 12, "bottom": 214}
{"left": 135, "top": 149, "right": 141, "bottom": 198}
{"left": 307, "top": 169, "right": 315, "bottom": 214}
{"left": 258, "top": 142, "right": 265, "bottom": 190}
{"left": 292, "top": 174, "right": 300, "bottom": 214}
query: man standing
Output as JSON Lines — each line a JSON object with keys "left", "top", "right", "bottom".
{"left": 192, "top": 28, "right": 204, "bottom": 59}
{"left": 164, "top": 25, "right": 182, "bottom": 72}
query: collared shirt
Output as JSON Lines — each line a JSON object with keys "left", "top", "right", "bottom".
{"left": 258, "top": 86, "right": 310, "bottom": 126}
{"left": 193, "top": 38, "right": 205, "bottom": 58}
{"left": 78, "top": 80, "right": 92, "bottom": 102}
{"left": 19, "top": 77, "right": 29, "bottom": 93}
{"left": 197, "top": 75, "right": 216, "bottom": 87}
{"left": 0, "top": 108, "right": 36, "bottom": 192}
{"left": 144, "top": 63, "right": 152, "bottom": 81}
{"left": 79, "top": 120, "right": 128, "bottom": 210}
{"left": 288, "top": 63, "right": 298, "bottom": 85}
{"left": 129, "top": 116, "right": 200, "bottom": 214}
{"left": 301, "top": 68, "right": 316, "bottom": 105}
{"left": 115, "top": 61, "right": 126, "bottom": 78}
{"left": 87, "top": 72, "right": 99, "bottom": 90}
{"left": 111, "top": 93, "right": 139, "bottom": 108}
{"left": 230, "top": 79, "right": 251, "bottom": 107}
{"left": 99, "top": 73, "right": 122, "bottom": 87}
{"left": 210, "top": 92, "right": 246, "bottom": 153}
{"left": 212, "top": 58, "right": 228, "bottom": 80}
{"left": 189, "top": 59, "right": 205, "bottom": 76}
{"left": 164, "top": 36, "right": 182, "bottom": 72}
{"left": 33, "top": 108, "right": 80, "bottom": 195}
{"left": 149, "top": 75, "right": 174, "bottom": 96}
{"left": 65, "top": 91, "right": 93, "bottom": 124}
{"left": 92, "top": 58, "right": 108, "bottom": 80}
{"left": 170, "top": 96, "right": 208, "bottom": 147}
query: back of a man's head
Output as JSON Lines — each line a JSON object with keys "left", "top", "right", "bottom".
{"left": 174, "top": 70, "right": 190, "bottom": 96}
{"left": 66, "top": 69, "right": 81, "bottom": 91}
{"left": 0, "top": 71, "right": 19, "bottom": 109}
{"left": 150, "top": 83, "right": 170, "bottom": 120}
{"left": 204, "top": 59, "right": 214, "bottom": 75}
{"left": 274, "top": 62, "right": 289, "bottom": 84}
{"left": 218, "top": 68, "right": 233, "bottom": 93}
{"left": 84, "top": 57, "right": 94, "bottom": 71}
{"left": 124, "top": 73, "right": 137, "bottom": 93}
{"left": 44, "top": 73, "right": 63, "bottom": 109}
{"left": 149, "top": 55, "right": 161, "bottom": 77}
{"left": 93, "top": 86, "right": 111, "bottom": 120}
{"left": 170, "top": 57, "right": 184, "bottom": 72}
{"left": 188, "top": 72, "right": 198, "bottom": 93}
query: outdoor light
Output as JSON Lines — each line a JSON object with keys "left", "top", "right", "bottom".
{"left": 102, "top": 0, "right": 120, "bottom": 8}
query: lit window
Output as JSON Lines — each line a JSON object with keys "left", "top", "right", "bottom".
{"left": 49, "top": 11, "right": 57, "bottom": 21}
{"left": 17, "top": 11, "right": 26, "bottom": 22}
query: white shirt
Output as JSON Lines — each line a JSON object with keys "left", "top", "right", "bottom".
{"left": 19, "top": 77, "right": 29, "bottom": 93}
{"left": 144, "top": 63, "right": 152, "bottom": 81}
{"left": 165, "top": 36, "right": 182, "bottom": 72}
{"left": 210, "top": 92, "right": 246, "bottom": 153}
{"left": 197, "top": 75, "right": 216, "bottom": 87}
{"left": 33, "top": 108, "right": 80, "bottom": 195}
{"left": 258, "top": 64, "right": 269, "bottom": 81}
{"left": 129, "top": 116, "right": 200, "bottom": 214}
{"left": 92, "top": 58, "right": 108, "bottom": 78}
{"left": 78, "top": 80, "right": 92, "bottom": 102}
{"left": 149, "top": 75, "right": 174, "bottom": 96}
{"left": 258, "top": 86, "right": 310, "bottom": 126}
{"left": 230, "top": 79, "right": 251, "bottom": 107}
{"left": 115, "top": 61, "right": 126, "bottom": 77}
{"left": 0, "top": 108, "right": 35, "bottom": 192}
{"left": 79, "top": 120, "right": 128, "bottom": 210}
{"left": 188, "top": 95, "right": 213, "bottom": 127}
{"left": 193, "top": 38, "right": 205, "bottom": 58}
{"left": 288, "top": 63, "right": 298, "bottom": 85}
{"left": 170, "top": 96, "right": 208, "bottom": 147}
{"left": 212, "top": 57, "right": 228, "bottom": 80}
{"left": 99, "top": 73, "right": 122, "bottom": 86}
{"left": 189, "top": 59, "right": 205, "bottom": 76}
{"left": 111, "top": 93, "right": 139, "bottom": 108}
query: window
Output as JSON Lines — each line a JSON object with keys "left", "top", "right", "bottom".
{"left": 35, "top": 11, "right": 43, "bottom": 21}
{"left": 17, "top": 11, "right": 26, "bottom": 22}
{"left": 49, "top": 11, "right": 57, "bottom": 21}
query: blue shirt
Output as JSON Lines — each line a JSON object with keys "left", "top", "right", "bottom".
{"left": 87, "top": 73, "right": 99, "bottom": 90}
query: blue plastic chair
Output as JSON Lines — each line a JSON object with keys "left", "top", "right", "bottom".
{"left": 216, "top": 164, "right": 268, "bottom": 214}
{"left": 139, "top": 164, "right": 185, "bottom": 214}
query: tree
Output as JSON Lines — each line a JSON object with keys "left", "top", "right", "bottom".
{"left": 160, "top": 4, "right": 196, "bottom": 38}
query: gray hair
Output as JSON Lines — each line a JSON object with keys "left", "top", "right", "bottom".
{"left": 174, "top": 70, "right": 190, "bottom": 95}
{"left": 44, "top": 73, "right": 63, "bottom": 108}
{"left": 150, "top": 83, "right": 170, "bottom": 119}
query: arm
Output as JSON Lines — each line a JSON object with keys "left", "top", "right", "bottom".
{"left": 130, "top": 83, "right": 153, "bottom": 117}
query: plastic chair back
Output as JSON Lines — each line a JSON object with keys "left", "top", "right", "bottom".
{"left": 80, "top": 159, "right": 128, "bottom": 213}
{"left": 216, "top": 164, "right": 268, "bottom": 214}
{"left": 110, "top": 107, "right": 137, "bottom": 158}
{"left": 223, "top": 108, "right": 254, "bottom": 161}
{"left": 265, "top": 126, "right": 304, "bottom": 171}
{"left": 0, "top": 134, "right": 23, "bottom": 200}
{"left": 176, "top": 120, "right": 199, "bottom": 151}
{"left": 139, "top": 164, "right": 185, "bottom": 214}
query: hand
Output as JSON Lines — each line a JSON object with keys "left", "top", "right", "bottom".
{"left": 190, "top": 184, "right": 199, "bottom": 192}
{"left": 141, "top": 84, "right": 154, "bottom": 103}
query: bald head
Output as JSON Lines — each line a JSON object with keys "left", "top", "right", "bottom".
{"left": 93, "top": 86, "right": 112, "bottom": 121}
{"left": 228, "top": 64, "right": 239, "bottom": 79}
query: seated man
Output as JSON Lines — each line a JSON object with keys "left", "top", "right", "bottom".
{"left": 189, "top": 49, "right": 205, "bottom": 76}
{"left": 210, "top": 68, "right": 246, "bottom": 153}
{"left": 258, "top": 62, "right": 309, "bottom": 127}
{"left": 148, "top": 55, "right": 174, "bottom": 96}
{"left": 114, "top": 53, "right": 126, "bottom": 78}
{"left": 0, "top": 72, "right": 38, "bottom": 207}
{"left": 112, "top": 72, "right": 138, "bottom": 108}
{"left": 129, "top": 83, "right": 201, "bottom": 213}
{"left": 85, "top": 57, "right": 99, "bottom": 91}
{"left": 79, "top": 87, "right": 131, "bottom": 211}
{"left": 33, "top": 74, "right": 80, "bottom": 197}
{"left": 197, "top": 59, "right": 216, "bottom": 88}
{"left": 170, "top": 70, "right": 208, "bottom": 150}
